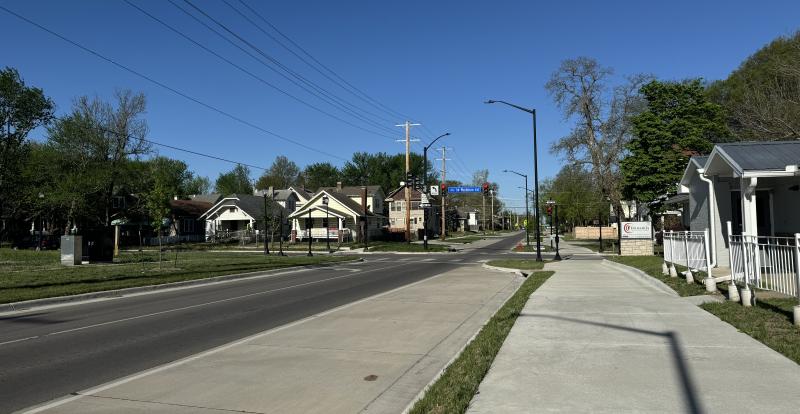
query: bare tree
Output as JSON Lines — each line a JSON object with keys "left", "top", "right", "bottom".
{"left": 545, "top": 57, "right": 650, "bottom": 218}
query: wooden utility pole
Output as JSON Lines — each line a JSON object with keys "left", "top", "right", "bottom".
{"left": 396, "top": 121, "right": 419, "bottom": 242}
{"left": 436, "top": 147, "right": 450, "bottom": 240}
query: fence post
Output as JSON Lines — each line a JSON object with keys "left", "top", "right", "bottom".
{"left": 704, "top": 228, "right": 716, "bottom": 292}
{"left": 793, "top": 233, "right": 800, "bottom": 326}
{"left": 662, "top": 231, "right": 669, "bottom": 275}
{"left": 669, "top": 231, "right": 678, "bottom": 277}
{"left": 684, "top": 231, "right": 694, "bottom": 283}
{"left": 726, "top": 221, "right": 739, "bottom": 302}
{"left": 740, "top": 232, "right": 753, "bottom": 307}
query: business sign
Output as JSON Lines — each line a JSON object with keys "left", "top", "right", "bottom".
{"left": 621, "top": 221, "right": 651, "bottom": 239}
{"left": 447, "top": 186, "right": 481, "bottom": 193}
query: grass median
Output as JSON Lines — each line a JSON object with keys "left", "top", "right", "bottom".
{"left": 0, "top": 249, "right": 357, "bottom": 304}
{"left": 409, "top": 270, "right": 553, "bottom": 414}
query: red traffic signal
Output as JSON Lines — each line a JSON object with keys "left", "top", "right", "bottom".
{"left": 440, "top": 183, "right": 447, "bottom": 191}
{"left": 546, "top": 206, "right": 553, "bottom": 215}
{"left": 482, "top": 183, "right": 490, "bottom": 194}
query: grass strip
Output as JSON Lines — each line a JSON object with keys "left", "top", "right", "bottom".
{"left": 605, "top": 255, "right": 708, "bottom": 297}
{"left": 701, "top": 296, "right": 800, "bottom": 364}
{"left": 0, "top": 250, "right": 356, "bottom": 304}
{"left": 409, "top": 271, "right": 554, "bottom": 414}
{"left": 486, "top": 259, "right": 545, "bottom": 271}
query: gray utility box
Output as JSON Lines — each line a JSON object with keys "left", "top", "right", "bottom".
{"left": 60, "top": 235, "right": 82, "bottom": 266}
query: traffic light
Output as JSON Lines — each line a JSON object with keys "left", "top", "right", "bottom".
{"left": 440, "top": 183, "right": 447, "bottom": 193}
{"left": 482, "top": 183, "right": 490, "bottom": 195}
{"left": 546, "top": 206, "right": 553, "bottom": 216}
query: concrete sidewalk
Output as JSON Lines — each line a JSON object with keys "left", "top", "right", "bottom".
{"left": 25, "top": 265, "right": 522, "bottom": 414}
{"left": 468, "top": 258, "right": 800, "bottom": 413}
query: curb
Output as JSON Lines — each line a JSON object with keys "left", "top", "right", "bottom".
{"left": 481, "top": 263, "right": 529, "bottom": 278}
{"left": 600, "top": 259, "right": 679, "bottom": 297}
{"left": 0, "top": 257, "right": 364, "bottom": 313}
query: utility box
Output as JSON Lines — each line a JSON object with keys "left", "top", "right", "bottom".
{"left": 60, "top": 235, "right": 82, "bottom": 266}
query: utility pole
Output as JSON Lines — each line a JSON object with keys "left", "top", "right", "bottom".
{"left": 490, "top": 189, "right": 494, "bottom": 231}
{"left": 436, "top": 147, "right": 450, "bottom": 240}
{"left": 396, "top": 121, "right": 419, "bottom": 242}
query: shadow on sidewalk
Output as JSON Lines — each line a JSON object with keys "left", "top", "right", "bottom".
{"left": 521, "top": 314, "right": 705, "bottom": 414}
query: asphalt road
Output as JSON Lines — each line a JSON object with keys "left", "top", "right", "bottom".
{"left": 0, "top": 233, "right": 526, "bottom": 413}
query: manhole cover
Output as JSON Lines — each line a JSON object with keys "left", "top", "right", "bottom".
{"left": 363, "top": 374, "right": 378, "bottom": 381}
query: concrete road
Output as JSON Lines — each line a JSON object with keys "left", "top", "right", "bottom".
{"left": 0, "top": 232, "right": 525, "bottom": 413}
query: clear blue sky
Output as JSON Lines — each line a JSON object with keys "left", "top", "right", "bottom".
{"left": 3, "top": 0, "right": 798, "bottom": 209}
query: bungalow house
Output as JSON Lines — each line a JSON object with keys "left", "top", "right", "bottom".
{"left": 456, "top": 207, "right": 480, "bottom": 232}
{"left": 319, "top": 182, "right": 386, "bottom": 216}
{"left": 385, "top": 186, "right": 440, "bottom": 239}
{"left": 287, "top": 189, "right": 386, "bottom": 242}
{"left": 677, "top": 141, "right": 800, "bottom": 267}
{"left": 253, "top": 187, "right": 305, "bottom": 214}
{"left": 200, "top": 194, "right": 289, "bottom": 240}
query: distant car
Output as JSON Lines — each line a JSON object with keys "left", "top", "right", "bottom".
{"left": 14, "top": 234, "right": 61, "bottom": 250}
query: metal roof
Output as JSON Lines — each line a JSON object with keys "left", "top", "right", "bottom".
{"left": 716, "top": 141, "right": 800, "bottom": 171}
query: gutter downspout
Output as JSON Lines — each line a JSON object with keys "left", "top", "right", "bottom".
{"left": 697, "top": 169, "right": 717, "bottom": 267}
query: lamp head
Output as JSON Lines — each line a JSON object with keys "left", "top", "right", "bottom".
{"left": 484, "top": 100, "right": 496, "bottom": 104}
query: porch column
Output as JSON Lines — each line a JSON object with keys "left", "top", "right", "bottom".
{"left": 741, "top": 177, "right": 758, "bottom": 236}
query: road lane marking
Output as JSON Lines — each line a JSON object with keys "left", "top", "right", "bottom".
{"left": 0, "top": 262, "right": 409, "bottom": 347}
{"left": 21, "top": 261, "right": 468, "bottom": 414}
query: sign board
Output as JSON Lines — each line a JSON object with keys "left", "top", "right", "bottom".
{"left": 429, "top": 185, "right": 439, "bottom": 196}
{"left": 620, "top": 221, "right": 651, "bottom": 239}
{"left": 468, "top": 212, "right": 478, "bottom": 226}
{"left": 447, "top": 186, "right": 481, "bottom": 193}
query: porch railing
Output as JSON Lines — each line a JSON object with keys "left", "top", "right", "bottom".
{"left": 727, "top": 225, "right": 800, "bottom": 299}
{"left": 663, "top": 230, "right": 711, "bottom": 274}
{"left": 297, "top": 228, "right": 352, "bottom": 240}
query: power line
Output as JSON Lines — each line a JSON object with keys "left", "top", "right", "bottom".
{"left": 0, "top": 4, "right": 347, "bottom": 161}
{"left": 177, "top": 0, "right": 402, "bottom": 138}
{"left": 124, "top": 0, "right": 397, "bottom": 141}
{"left": 234, "top": 0, "right": 414, "bottom": 122}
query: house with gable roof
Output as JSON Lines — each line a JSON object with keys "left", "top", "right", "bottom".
{"left": 287, "top": 188, "right": 386, "bottom": 242}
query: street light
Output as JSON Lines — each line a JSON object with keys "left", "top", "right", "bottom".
{"left": 37, "top": 192, "right": 44, "bottom": 251}
{"left": 306, "top": 208, "right": 313, "bottom": 257}
{"left": 488, "top": 100, "right": 542, "bottom": 262}
{"left": 322, "top": 194, "right": 331, "bottom": 253}
{"left": 547, "top": 198, "right": 562, "bottom": 261}
{"left": 504, "top": 170, "right": 534, "bottom": 256}
{"left": 423, "top": 132, "right": 450, "bottom": 250}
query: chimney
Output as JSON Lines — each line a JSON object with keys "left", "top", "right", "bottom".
{"left": 268, "top": 186, "right": 274, "bottom": 198}
{"left": 336, "top": 181, "right": 343, "bottom": 191}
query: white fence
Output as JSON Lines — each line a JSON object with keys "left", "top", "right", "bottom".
{"left": 663, "top": 230, "right": 711, "bottom": 275}
{"left": 727, "top": 225, "right": 800, "bottom": 299}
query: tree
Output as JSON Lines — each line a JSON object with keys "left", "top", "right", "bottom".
{"left": 0, "top": 67, "right": 54, "bottom": 242}
{"left": 144, "top": 171, "right": 172, "bottom": 267}
{"left": 215, "top": 164, "right": 252, "bottom": 195}
{"left": 546, "top": 57, "right": 650, "bottom": 219}
{"left": 300, "top": 162, "right": 341, "bottom": 189}
{"left": 340, "top": 151, "right": 432, "bottom": 193}
{"left": 471, "top": 169, "right": 489, "bottom": 186}
{"left": 707, "top": 31, "right": 800, "bottom": 140}
{"left": 255, "top": 155, "right": 300, "bottom": 190}
{"left": 185, "top": 175, "right": 211, "bottom": 195}
{"left": 540, "top": 164, "right": 604, "bottom": 230}
{"left": 621, "top": 80, "right": 729, "bottom": 209}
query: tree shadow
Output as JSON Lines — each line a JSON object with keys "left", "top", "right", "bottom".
{"left": 520, "top": 313, "right": 705, "bottom": 414}
{"left": 0, "top": 311, "right": 70, "bottom": 325}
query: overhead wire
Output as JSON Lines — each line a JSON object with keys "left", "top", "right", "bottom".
{"left": 0, "top": 4, "right": 348, "bottom": 161}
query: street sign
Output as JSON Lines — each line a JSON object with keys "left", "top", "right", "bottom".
{"left": 421, "top": 194, "right": 430, "bottom": 204}
{"left": 447, "top": 186, "right": 481, "bottom": 193}
{"left": 429, "top": 185, "right": 439, "bottom": 196}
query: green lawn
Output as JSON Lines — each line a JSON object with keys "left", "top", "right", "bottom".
{"left": 702, "top": 297, "right": 800, "bottom": 364}
{"left": 409, "top": 271, "right": 554, "bottom": 414}
{"left": 0, "top": 249, "right": 356, "bottom": 304}
{"left": 486, "top": 259, "right": 546, "bottom": 271}
{"left": 568, "top": 239, "right": 619, "bottom": 253}
{"left": 604, "top": 255, "right": 709, "bottom": 297}
{"left": 511, "top": 243, "right": 552, "bottom": 253}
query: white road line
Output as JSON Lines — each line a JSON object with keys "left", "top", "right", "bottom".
{"left": 0, "top": 262, "right": 408, "bottom": 348}
{"left": 21, "top": 263, "right": 462, "bottom": 414}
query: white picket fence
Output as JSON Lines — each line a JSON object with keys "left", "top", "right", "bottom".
{"left": 663, "top": 230, "right": 712, "bottom": 276}
{"left": 727, "top": 226, "right": 800, "bottom": 299}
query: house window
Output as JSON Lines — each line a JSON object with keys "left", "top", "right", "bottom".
{"left": 181, "top": 218, "right": 195, "bottom": 233}
{"left": 411, "top": 201, "right": 420, "bottom": 210}
{"left": 112, "top": 196, "right": 125, "bottom": 209}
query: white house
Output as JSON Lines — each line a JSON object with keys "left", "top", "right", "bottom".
{"left": 385, "top": 186, "right": 440, "bottom": 238}
{"left": 319, "top": 183, "right": 385, "bottom": 216}
{"left": 287, "top": 189, "right": 386, "bottom": 242}
{"left": 677, "top": 141, "right": 800, "bottom": 267}
{"left": 200, "top": 194, "right": 288, "bottom": 239}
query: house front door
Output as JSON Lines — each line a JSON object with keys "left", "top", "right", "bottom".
{"left": 730, "top": 190, "right": 772, "bottom": 237}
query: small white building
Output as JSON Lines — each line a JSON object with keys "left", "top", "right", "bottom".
{"left": 200, "top": 194, "right": 288, "bottom": 239}
{"left": 677, "top": 141, "right": 800, "bottom": 267}
{"left": 287, "top": 190, "right": 386, "bottom": 242}
{"left": 385, "top": 186, "right": 440, "bottom": 238}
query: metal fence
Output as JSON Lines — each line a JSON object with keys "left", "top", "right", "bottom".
{"left": 663, "top": 230, "right": 711, "bottom": 275}
{"left": 142, "top": 234, "right": 205, "bottom": 246}
{"left": 727, "top": 223, "right": 799, "bottom": 298}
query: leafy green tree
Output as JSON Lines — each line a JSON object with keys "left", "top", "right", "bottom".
{"left": 185, "top": 175, "right": 211, "bottom": 195}
{"left": 300, "top": 162, "right": 341, "bottom": 190}
{"left": 0, "top": 67, "right": 54, "bottom": 241}
{"left": 215, "top": 164, "right": 252, "bottom": 195}
{"left": 341, "top": 151, "right": 433, "bottom": 193}
{"left": 540, "top": 164, "right": 605, "bottom": 230}
{"left": 255, "top": 155, "right": 300, "bottom": 190}
{"left": 144, "top": 172, "right": 172, "bottom": 266}
{"left": 707, "top": 31, "right": 800, "bottom": 139}
{"left": 621, "top": 79, "right": 729, "bottom": 209}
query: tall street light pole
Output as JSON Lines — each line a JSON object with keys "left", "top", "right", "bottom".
{"left": 423, "top": 132, "right": 450, "bottom": 250}
{"left": 322, "top": 194, "right": 331, "bottom": 253}
{"left": 506, "top": 171, "right": 531, "bottom": 249}
{"left": 487, "top": 100, "right": 542, "bottom": 262}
